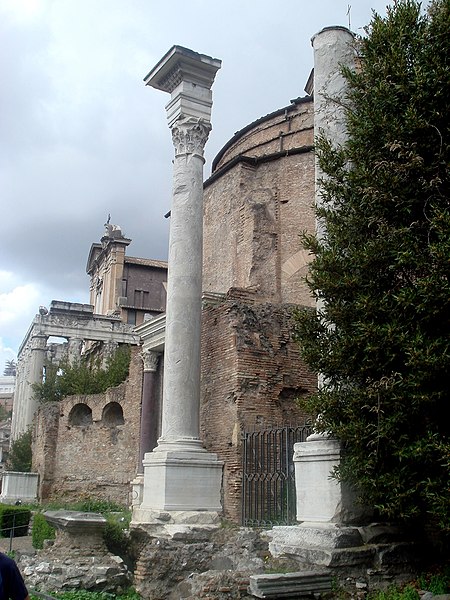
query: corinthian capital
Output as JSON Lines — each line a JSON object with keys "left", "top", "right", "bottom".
{"left": 141, "top": 349, "right": 160, "bottom": 373}
{"left": 171, "top": 115, "right": 211, "bottom": 157}
{"left": 31, "top": 334, "right": 48, "bottom": 351}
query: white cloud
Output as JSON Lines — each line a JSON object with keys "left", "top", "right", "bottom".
{"left": 0, "top": 272, "right": 42, "bottom": 354}
{"left": 0, "top": 0, "right": 44, "bottom": 23}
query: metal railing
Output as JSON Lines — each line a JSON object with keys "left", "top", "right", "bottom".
{"left": 242, "top": 424, "right": 312, "bottom": 527}
{"left": 0, "top": 508, "right": 31, "bottom": 552}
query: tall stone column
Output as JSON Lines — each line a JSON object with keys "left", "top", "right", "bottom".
{"left": 23, "top": 333, "right": 47, "bottom": 436}
{"left": 312, "top": 26, "right": 355, "bottom": 239}
{"left": 273, "top": 28, "right": 372, "bottom": 566}
{"left": 138, "top": 350, "right": 160, "bottom": 474}
{"left": 135, "top": 47, "right": 223, "bottom": 520}
{"left": 67, "top": 337, "right": 83, "bottom": 365}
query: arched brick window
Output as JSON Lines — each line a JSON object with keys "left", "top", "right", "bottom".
{"left": 68, "top": 403, "right": 93, "bottom": 426}
{"left": 102, "top": 402, "right": 124, "bottom": 426}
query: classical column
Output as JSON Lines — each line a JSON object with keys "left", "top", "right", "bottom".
{"left": 138, "top": 350, "right": 160, "bottom": 474}
{"left": 24, "top": 333, "right": 47, "bottom": 434}
{"left": 147, "top": 47, "right": 221, "bottom": 450}
{"left": 135, "top": 46, "right": 223, "bottom": 519}
{"left": 294, "top": 27, "right": 370, "bottom": 526}
{"left": 67, "top": 337, "right": 83, "bottom": 365}
{"left": 312, "top": 26, "right": 355, "bottom": 239}
{"left": 268, "top": 28, "right": 373, "bottom": 567}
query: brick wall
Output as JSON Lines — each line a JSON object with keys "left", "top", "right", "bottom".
{"left": 200, "top": 97, "right": 318, "bottom": 522}
{"left": 32, "top": 346, "right": 143, "bottom": 506}
{"left": 201, "top": 294, "right": 316, "bottom": 522}
{"left": 203, "top": 98, "right": 315, "bottom": 307}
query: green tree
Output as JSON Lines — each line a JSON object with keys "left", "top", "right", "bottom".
{"left": 3, "top": 359, "right": 16, "bottom": 376}
{"left": 6, "top": 429, "right": 32, "bottom": 472}
{"left": 33, "top": 345, "right": 131, "bottom": 403}
{"left": 295, "top": 0, "right": 449, "bottom": 533}
{"left": 0, "top": 404, "right": 10, "bottom": 421}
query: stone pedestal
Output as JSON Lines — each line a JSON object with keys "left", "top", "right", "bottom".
{"left": 294, "top": 433, "right": 363, "bottom": 524}
{"left": 44, "top": 510, "right": 108, "bottom": 551}
{"left": 19, "top": 511, "right": 130, "bottom": 592}
{"left": 140, "top": 448, "right": 222, "bottom": 512}
{"left": 0, "top": 471, "right": 39, "bottom": 504}
{"left": 130, "top": 474, "right": 144, "bottom": 510}
{"left": 134, "top": 47, "right": 223, "bottom": 521}
{"left": 269, "top": 434, "right": 373, "bottom": 568}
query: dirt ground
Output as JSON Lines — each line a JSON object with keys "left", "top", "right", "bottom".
{"left": 0, "top": 535, "right": 34, "bottom": 554}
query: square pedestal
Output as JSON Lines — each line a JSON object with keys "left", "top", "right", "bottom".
{"left": 140, "top": 448, "right": 223, "bottom": 512}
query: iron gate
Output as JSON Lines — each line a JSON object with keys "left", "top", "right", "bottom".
{"left": 242, "top": 424, "right": 312, "bottom": 527}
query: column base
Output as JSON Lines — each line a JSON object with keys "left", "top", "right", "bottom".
{"left": 130, "top": 474, "right": 144, "bottom": 510}
{"left": 138, "top": 444, "right": 223, "bottom": 514}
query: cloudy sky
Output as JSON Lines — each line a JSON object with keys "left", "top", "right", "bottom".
{"left": 1, "top": 0, "right": 391, "bottom": 368}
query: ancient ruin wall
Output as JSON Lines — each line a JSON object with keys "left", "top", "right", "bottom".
{"left": 201, "top": 296, "right": 315, "bottom": 522}
{"left": 203, "top": 99, "right": 315, "bottom": 307}
{"left": 32, "top": 347, "right": 143, "bottom": 505}
{"left": 213, "top": 99, "right": 314, "bottom": 168}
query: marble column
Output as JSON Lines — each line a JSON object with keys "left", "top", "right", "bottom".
{"left": 138, "top": 350, "right": 160, "bottom": 474}
{"left": 67, "top": 337, "right": 83, "bottom": 365}
{"left": 278, "top": 28, "right": 368, "bottom": 562}
{"left": 24, "top": 333, "right": 47, "bottom": 436}
{"left": 135, "top": 47, "right": 223, "bottom": 519}
{"left": 312, "top": 26, "right": 355, "bottom": 239}
{"left": 268, "top": 29, "right": 372, "bottom": 567}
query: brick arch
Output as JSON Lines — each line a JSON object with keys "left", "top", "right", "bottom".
{"left": 101, "top": 401, "right": 124, "bottom": 426}
{"left": 68, "top": 403, "right": 93, "bottom": 426}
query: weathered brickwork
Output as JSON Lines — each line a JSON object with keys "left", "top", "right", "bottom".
{"left": 199, "top": 96, "right": 318, "bottom": 522}
{"left": 32, "top": 346, "right": 143, "bottom": 505}
{"left": 201, "top": 295, "right": 315, "bottom": 522}
{"left": 203, "top": 98, "right": 315, "bottom": 307}
{"left": 213, "top": 99, "right": 314, "bottom": 168}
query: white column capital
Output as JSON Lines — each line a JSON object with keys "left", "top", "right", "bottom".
{"left": 171, "top": 115, "right": 211, "bottom": 158}
{"left": 141, "top": 350, "right": 160, "bottom": 373}
{"left": 31, "top": 334, "right": 47, "bottom": 351}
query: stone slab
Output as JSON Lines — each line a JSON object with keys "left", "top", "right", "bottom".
{"left": 270, "top": 524, "right": 363, "bottom": 550}
{"left": 248, "top": 570, "right": 332, "bottom": 598}
{"left": 44, "top": 510, "right": 106, "bottom": 531}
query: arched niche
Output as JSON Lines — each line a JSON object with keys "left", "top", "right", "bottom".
{"left": 68, "top": 403, "right": 93, "bottom": 427}
{"left": 102, "top": 402, "right": 125, "bottom": 427}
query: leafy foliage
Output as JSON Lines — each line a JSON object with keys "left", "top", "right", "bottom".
{"left": 3, "top": 359, "right": 16, "bottom": 376}
{"left": 6, "top": 429, "right": 32, "bottom": 472}
{"left": 416, "top": 565, "right": 450, "bottom": 594}
{"left": 31, "top": 512, "right": 56, "bottom": 549}
{"left": 103, "top": 511, "right": 131, "bottom": 559}
{"left": 0, "top": 404, "right": 11, "bottom": 421}
{"left": 33, "top": 345, "right": 131, "bottom": 403}
{"left": 0, "top": 506, "right": 31, "bottom": 538}
{"left": 295, "top": 0, "right": 449, "bottom": 532}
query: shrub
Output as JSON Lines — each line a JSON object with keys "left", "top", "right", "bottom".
{"left": 33, "top": 345, "right": 131, "bottom": 403}
{"left": 294, "top": 0, "right": 450, "bottom": 534}
{"left": 6, "top": 429, "right": 32, "bottom": 472}
{"left": 31, "top": 512, "right": 56, "bottom": 549}
{"left": 0, "top": 505, "right": 31, "bottom": 538}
